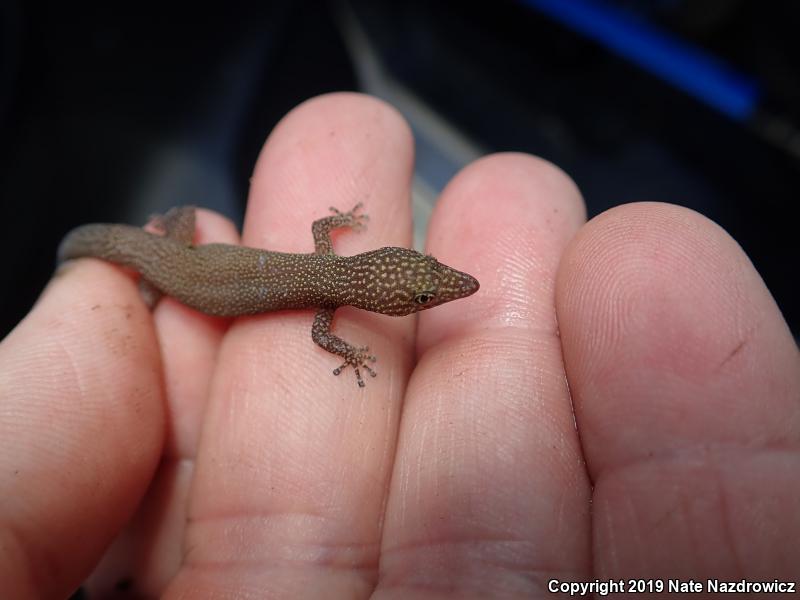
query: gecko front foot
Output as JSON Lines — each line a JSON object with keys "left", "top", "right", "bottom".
{"left": 329, "top": 202, "right": 369, "bottom": 232}
{"left": 332, "top": 346, "right": 377, "bottom": 388}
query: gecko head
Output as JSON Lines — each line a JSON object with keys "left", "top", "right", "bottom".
{"left": 348, "top": 247, "right": 479, "bottom": 316}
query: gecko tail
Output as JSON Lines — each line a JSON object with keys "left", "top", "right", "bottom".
{"left": 57, "top": 223, "right": 155, "bottom": 267}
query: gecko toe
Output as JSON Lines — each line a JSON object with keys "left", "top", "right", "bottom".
{"left": 332, "top": 356, "right": 377, "bottom": 387}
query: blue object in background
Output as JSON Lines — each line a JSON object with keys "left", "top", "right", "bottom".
{"left": 522, "top": 0, "right": 761, "bottom": 120}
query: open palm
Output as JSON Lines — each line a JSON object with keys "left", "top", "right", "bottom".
{"left": 2, "top": 93, "right": 798, "bottom": 599}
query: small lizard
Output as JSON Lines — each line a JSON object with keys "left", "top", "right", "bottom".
{"left": 58, "top": 204, "right": 479, "bottom": 386}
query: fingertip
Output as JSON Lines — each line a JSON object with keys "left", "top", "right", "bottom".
{"left": 246, "top": 92, "right": 414, "bottom": 252}
{"left": 557, "top": 201, "right": 800, "bottom": 469}
{"left": 421, "top": 151, "right": 586, "bottom": 348}
{"left": 0, "top": 260, "right": 165, "bottom": 598}
{"left": 558, "top": 201, "right": 800, "bottom": 579}
{"left": 431, "top": 152, "right": 585, "bottom": 243}
{"left": 194, "top": 208, "right": 240, "bottom": 245}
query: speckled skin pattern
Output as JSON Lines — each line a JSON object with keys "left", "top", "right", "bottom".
{"left": 58, "top": 204, "right": 479, "bottom": 387}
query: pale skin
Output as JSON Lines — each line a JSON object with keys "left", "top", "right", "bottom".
{"left": 0, "top": 93, "right": 798, "bottom": 599}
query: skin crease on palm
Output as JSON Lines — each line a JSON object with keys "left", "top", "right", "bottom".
{"left": 0, "top": 93, "right": 798, "bottom": 599}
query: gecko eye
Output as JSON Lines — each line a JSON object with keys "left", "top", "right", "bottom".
{"left": 414, "top": 292, "right": 435, "bottom": 305}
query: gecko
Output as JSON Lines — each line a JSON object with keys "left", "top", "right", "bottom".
{"left": 58, "top": 204, "right": 479, "bottom": 387}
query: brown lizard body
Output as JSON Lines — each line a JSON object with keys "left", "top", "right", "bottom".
{"left": 58, "top": 204, "right": 479, "bottom": 386}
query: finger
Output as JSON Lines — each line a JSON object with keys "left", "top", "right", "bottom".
{"left": 84, "top": 209, "right": 240, "bottom": 597}
{"left": 152, "top": 209, "right": 240, "bottom": 458}
{"left": 379, "top": 154, "right": 592, "bottom": 597}
{"left": 0, "top": 258, "right": 164, "bottom": 598}
{"left": 165, "top": 93, "right": 415, "bottom": 598}
{"left": 556, "top": 202, "right": 800, "bottom": 579}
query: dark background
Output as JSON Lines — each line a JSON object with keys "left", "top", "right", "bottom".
{"left": 2, "top": 0, "right": 798, "bottom": 343}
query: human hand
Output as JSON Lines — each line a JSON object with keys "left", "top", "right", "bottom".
{"left": 1, "top": 93, "right": 798, "bottom": 599}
